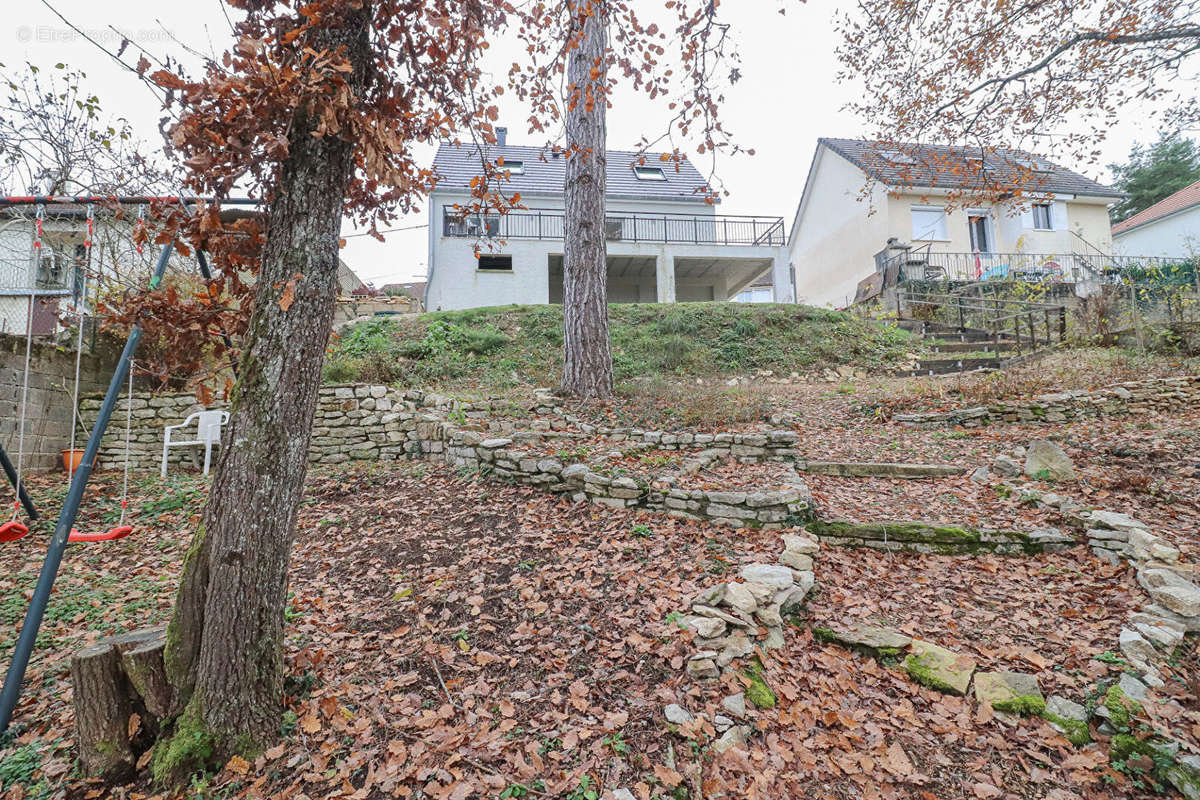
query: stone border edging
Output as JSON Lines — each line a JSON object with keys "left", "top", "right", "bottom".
{"left": 893, "top": 375, "right": 1200, "bottom": 428}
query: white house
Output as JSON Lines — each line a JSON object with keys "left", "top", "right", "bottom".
{"left": 0, "top": 206, "right": 94, "bottom": 336}
{"left": 788, "top": 138, "right": 1126, "bottom": 308}
{"left": 1112, "top": 179, "right": 1200, "bottom": 259}
{"left": 424, "top": 131, "right": 791, "bottom": 311}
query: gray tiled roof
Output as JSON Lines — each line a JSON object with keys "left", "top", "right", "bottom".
{"left": 820, "top": 138, "right": 1122, "bottom": 199}
{"left": 430, "top": 142, "right": 711, "bottom": 203}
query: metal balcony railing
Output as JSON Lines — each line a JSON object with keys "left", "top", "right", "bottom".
{"left": 877, "top": 246, "right": 1197, "bottom": 286}
{"left": 442, "top": 206, "right": 786, "bottom": 246}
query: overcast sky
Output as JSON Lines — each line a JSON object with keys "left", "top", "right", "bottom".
{"left": 7, "top": 1, "right": 1179, "bottom": 287}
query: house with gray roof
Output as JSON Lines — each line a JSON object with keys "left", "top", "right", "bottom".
{"left": 788, "top": 138, "right": 1125, "bottom": 307}
{"left": 424, "top": 129, "right": 790, "bottom": 311}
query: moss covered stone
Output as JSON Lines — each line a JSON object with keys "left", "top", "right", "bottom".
{"left": 1042, "top": 712, "right": 1091, "bottom": 746}
{"left": 807, "top": 519, "right": 1039, "bottom": 555}
{"left": 992, "top": 694, "right": 1046, "bottom": 716}
{"left": 904, "top": 640, "right": 976, "bottom": 695}
{"left": 974, "top": 671, "right": 1045, "bottom": 716}
{"left": 1104, "top": 684, "right": 1142, "bottom": 731}
{"left": 741, "top": 661, "right": 777, "bottom": 709}
{"left": 811, "top": 622, "right": 912, "bottom": 660}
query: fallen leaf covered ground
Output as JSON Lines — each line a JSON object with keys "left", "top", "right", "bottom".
{"left": 1, "top": 357, "right": 1199, "bottom": 799}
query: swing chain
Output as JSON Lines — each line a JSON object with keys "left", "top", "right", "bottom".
{"left": 135, "top": 205, "right": 145, "bottom": 256}
{"left": 118, "top": 358, "right": 134, "bottom": 526}
{"left": 33, "top": 204, "right": 43, "bottom": 250}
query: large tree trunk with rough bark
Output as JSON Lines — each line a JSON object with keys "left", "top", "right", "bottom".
{"left": 561, "top": 0, "right": 614, "bottom": 399}
{"left": 153, "top": 8, "right": 372, "bottom": 782}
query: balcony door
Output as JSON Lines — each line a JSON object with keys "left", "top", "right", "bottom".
{"left": 967, "top": 212, "right": 993, "bottom": 254}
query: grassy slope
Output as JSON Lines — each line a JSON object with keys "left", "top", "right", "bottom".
{"left": 325, "top": 303, "right": 914, "bottom": 393}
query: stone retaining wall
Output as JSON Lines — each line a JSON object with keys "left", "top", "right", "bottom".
{"left": 80, "top": 385, "right": 816, "bottom": 529}
{"left": 894, "top": 376, "right": 1200, "bottom": 428}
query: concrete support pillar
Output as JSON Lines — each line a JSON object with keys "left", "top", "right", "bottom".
{"left": 655, "top": 255, "right": 676, "bottom": 303}
{"left": 771, "top": 255, "right": 793, "bottom": 303}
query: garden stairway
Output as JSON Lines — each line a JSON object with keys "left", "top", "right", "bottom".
{"left": 893, "top": 290, "right": 1068, "bottom": 376}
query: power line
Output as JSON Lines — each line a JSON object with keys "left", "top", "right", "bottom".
{"left": 342, "top": 223, "right": 429, "bottom": 239}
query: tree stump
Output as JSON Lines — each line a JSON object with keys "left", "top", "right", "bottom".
{"left": 70, "top": 643, "right": 135, "bottom": 781}
{"left": 121, "top": 632, "right": 176, "bottom": 719}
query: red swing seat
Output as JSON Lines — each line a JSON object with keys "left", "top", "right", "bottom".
{"left": 68, "top": 525, "right": 133, "bottom": 543}
{"left": 0, "top": 521, "right": 29, "bottom": 543}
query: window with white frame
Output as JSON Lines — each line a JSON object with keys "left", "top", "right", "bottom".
{"left": 911, "top": 207, "right": 948, "bottom": 241}
{"left": 498, "top": 159, "right": 524, "bottom": 175}
{"left": 1031, "top": 203, "right": 1053, "bottom": 230}
{"left": 735, "top": 287, "right": 773, "bottom": 304}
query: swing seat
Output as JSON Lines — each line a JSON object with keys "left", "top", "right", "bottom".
{"left": 68, "top": 525, "right": 133, "bottom": 543}
{"left": 0, "top": 521, "right": 29, "bottom": 542}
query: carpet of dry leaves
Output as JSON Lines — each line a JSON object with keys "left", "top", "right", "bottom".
{"left": 1, "top": 362, "right": 1199, "bottom": 800}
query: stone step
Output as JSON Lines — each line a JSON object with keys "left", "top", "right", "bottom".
{"left": 925, "top": 340, "right": 1016, "bottom": 354}
{"left": 799, "top": 461, "right": 964, "bottom": 479}
{"left": 898, "top": 356, "right": 1004, "bottom": 377}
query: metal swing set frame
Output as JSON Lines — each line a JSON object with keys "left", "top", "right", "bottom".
{"left": 0, "top": 194, "right": 257, "bottom": 732}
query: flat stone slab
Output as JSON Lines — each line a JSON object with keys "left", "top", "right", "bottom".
{"left": 973, "top": 671, "right": 1045, "bottom": 715}
{"left": 814, "top": 623, "right": 912, "bottom": 658}
{"left": 738, "top": 563, "right": 794, "bottom": 590}
{"left": 1086, "top": 510, "right": 1148, "bottom": 532}
{"left": 904, "top": 640, "right": 976, "bottom": 695}
{"left": 799, "top": 462, "right": 965, "bottom": 479}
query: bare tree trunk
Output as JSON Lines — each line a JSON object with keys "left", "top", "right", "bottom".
{"left": 561, "top": 0, "right": 614, "bottom": 399}
{"left": 154, "top": 7, "right": 372, "bottom": 782}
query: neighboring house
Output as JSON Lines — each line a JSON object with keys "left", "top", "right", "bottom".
{"left": 1112, "top": 179, "right": 1200, "bottom": 259}
{"left": 788, "top": 138, "right": 1124, "bottom": 308}
{"left": 424, "top": 129, "right": 790, "bottom": 311}
{"left": 337, "top": 259, "right": 368, "bottom": 296}
{"left": 380, "top": 280, "right": 426, "bottom": 299}
{"left": 0, "top": 202, "right": 256, "bottom": 337}
{"left": 1, "top": 205, "right": 98, "bottom": 336}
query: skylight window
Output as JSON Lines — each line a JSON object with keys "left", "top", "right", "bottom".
{"left": 498, "top": 159, "right": 525, "bottom": 175}
{"left": 1014, "top": 156, "right": 1053, "bottom": 174}
{"left": 634, "top": 166, "right": 667, "bottom": 181}
{"left": 879, "top": 149, "right": 916, "bottom": 165}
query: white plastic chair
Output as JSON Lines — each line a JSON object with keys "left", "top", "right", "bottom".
{"left": 161, "top": 410, "right": 229, "bottom": 478}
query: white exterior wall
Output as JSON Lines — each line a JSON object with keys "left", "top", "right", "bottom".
{"left": 789, "top": 144, "right": 1119, "bottom": 307}
{"left": 425, "top": 190, "right": 786, "bottom": 311}
{"left": 787, "top": 147, "right": 891, "bottom": 308}
{"left": 885, "top": 193, "right": 1113, "bottom": 255}
{"left": 1114, "top": 206, "right": 1200, "bottom": 259}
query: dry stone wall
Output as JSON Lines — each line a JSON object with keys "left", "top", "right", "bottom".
{"left": 79, "top": 385, "right": 817, "bottom": 529}
{"left": 894, "top": 376, "right": 1200, "bottom": 428}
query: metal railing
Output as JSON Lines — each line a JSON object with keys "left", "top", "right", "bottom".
{"left": 442, "top": 206, "right": 786, "bottom": 246}
{"left": 898, "top": 288, "right": 1068, "bottom": 359}
{"left": 883, "top": 249, "right": 1196, "bottom": 285}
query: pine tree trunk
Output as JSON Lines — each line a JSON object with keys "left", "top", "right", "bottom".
{"left": 561, "top": 0, "right": 614, "bottom": 399}
{"left": 156, "top": 7, "right": 372, "bottom": 779}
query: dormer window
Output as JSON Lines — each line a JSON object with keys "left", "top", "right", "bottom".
{"left": 498, "top": 159, "right": 524, "bottom": 175}
{"left": 634, "top": 166, "right": 667, "bottom": 181}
